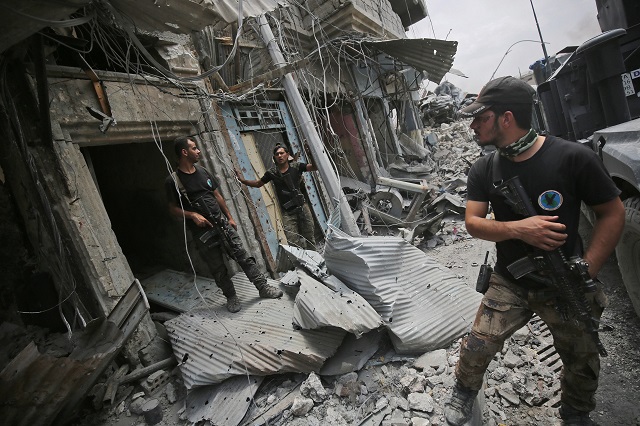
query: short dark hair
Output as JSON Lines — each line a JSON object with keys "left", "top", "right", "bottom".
{"left": 273, "top": 144, "right": 288, "bottom": 156}
{"left": 490, "top": 103, "right": 533, "bottom": 129}
{"left": 174, "top": 136, "right": 192, "bottom": 158}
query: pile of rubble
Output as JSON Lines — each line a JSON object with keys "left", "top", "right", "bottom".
{"left": 23, "top": 117, "right": 571, "bottom": 426}
{"left": 75, "top": 279, "right": 566, "bottom": 426}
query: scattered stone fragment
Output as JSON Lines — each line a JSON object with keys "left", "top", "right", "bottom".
{"left": 301, "top": 372, "right": 328, "bottom": 402}
{"left": 407, "top": 392, "right": 434, "bottom": 413}
{"left": 290, "top": 396, "right": 315, "bottom": 416}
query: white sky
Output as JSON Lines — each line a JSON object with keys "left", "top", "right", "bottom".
{"left": 408, "top": 0, "right": 603, "bottom": 94}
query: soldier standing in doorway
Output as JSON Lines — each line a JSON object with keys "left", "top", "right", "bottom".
{"left": 236, "top": 144, "right": 317, "bottom": 250}
{"left": 166, "top": 136, "right": 283, "bottom": 313}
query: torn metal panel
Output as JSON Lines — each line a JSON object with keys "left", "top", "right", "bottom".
{"left": 324, "top": 226, "right": 482, "bottom": 353}
{"left": 186, "top": 375, "right": 264, "bottom": 424}
{"left": 363, "top": 38, "right": 458, "bottom": 84}
{"left": 293, "top": 270, "right": 383, "bottom": 337}
{"left": 110, "top": 0, "right": 287, "bottom": 33}
{"left": 0, "top": 0, "right": 91, "bottom": 53}
{"left": 276, "top": 245, "right": 327, "bottom": 278}
{"left": 165, "top": 274, "right": 345, "bottom": 388}
{"left": 320, "top": 330, "right": 384, "bottom": 376}
{"left": 0, "top": 280, "right": 148, "bottom": 425}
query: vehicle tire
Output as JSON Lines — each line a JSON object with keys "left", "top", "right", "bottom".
{"left": 616, "top": 196, "right": 640, "bottom": 318}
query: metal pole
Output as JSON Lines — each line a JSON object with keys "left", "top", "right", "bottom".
{"left": 257, "top": 15, "right": 360, "bottom": 236}
{"left": 529, "top": 0, "right": 550, "bottom": 69}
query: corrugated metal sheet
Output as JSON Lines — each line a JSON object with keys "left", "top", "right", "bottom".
{"left": 186, "top": 375, "right": 264, "bottom": 424}
{"left": 324, "top": 226, "right": 482, "bottom": 354}
{"left": 110, "top": 0, "right": 288, "bottom": 33}
{"left": 319, "top": 330, "right": 383, "bottom": 376}
{"left": 293, "top": 270, "right": 383, "bottom": 336}
{"left": 363, "top": 38, "right": 458, "bottom": 84}
{"left": 165, "top": 274, "right": 346, "bottom": 389}
{"left": 142, "top": 269, "right": 222, "bottom": 313}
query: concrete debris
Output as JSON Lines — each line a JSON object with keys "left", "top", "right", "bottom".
{"left": 300, "top": 372, "right": 328, "bottom": 403}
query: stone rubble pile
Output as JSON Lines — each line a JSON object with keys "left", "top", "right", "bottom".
{"left": 243, "top": 322, "right": 563, "bottom": 426}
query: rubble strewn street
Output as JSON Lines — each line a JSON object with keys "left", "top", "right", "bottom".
{"left": 64, "top": 118, "right": 640, "bottom": 426}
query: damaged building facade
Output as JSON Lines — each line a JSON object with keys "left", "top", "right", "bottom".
{"left": 0, "top": 0, "right": 467, "bottom": 423}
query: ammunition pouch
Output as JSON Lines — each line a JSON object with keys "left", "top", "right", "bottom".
{"left": 283, "top": 191, "right": 306, "bottom": 211}
{"left": 199, "top": 228, "right": 223, "bottom": 249}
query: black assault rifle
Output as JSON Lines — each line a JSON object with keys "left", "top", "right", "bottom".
{"left": 496, "top": 176, "right": 607, "bottom": 356}
{"left": 191, "top": 199, "right": 236, "bottom": 260}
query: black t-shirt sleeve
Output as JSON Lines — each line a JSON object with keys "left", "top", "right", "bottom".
{"left": 467, "top": 155, "right": 492, "bottom": 202}
{"left": 165, "top": 175, "right": 180, "bottom": 204}
{"left": 298, "top": 162, "right": 308, "bottom": 174}
{"left": 260, "top": 170, "right": 274, "bottom": 184}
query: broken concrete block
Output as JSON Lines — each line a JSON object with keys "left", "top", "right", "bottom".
{"left": 383, "top": 408, "right": 409, "bottom": 426}
{"left": 503, "top": 350, "right": 524, "bottom": 369}
{"left": 414, "top": 349, "right": 447, "bottom": 371}
{"left": 375, "top": 396, "right": 389, "bottom": 412}
{"left": 140, "top": 369, "right": 170, "bottom": 395}
{"left": 301, "top": 372, "right": 328, "bottom": 402}
{"left": 290, "top": 396, "right": 314, "bottom": 416}
{"left": 411, "top": 416, "right": 430, "bottom": 426}
{"left": 407, "top": 392, "right": 434, "bottom": 413}
{"left": 165, "top": 382, "right": 177, "bottom": 404}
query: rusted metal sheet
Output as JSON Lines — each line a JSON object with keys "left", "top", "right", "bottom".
{"left": 165, "top": 274, "right": 345, "bottom": 389}
{"left": 324, "top": 226, "right": 482, "bottom": 353}
{"left": 363, "top": 38, "right": 458, "bottom": 84}
{"left": 293, "top": 270, "right": 383, "bottom": 337}
{"left": 0, "top": 280, "right": 148, "bottom": 425}
{"left": 186, "top": 375, "right": 264, "bottom": 424}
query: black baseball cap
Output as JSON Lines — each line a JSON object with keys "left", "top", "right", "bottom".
{"left": 460, "top": 76, "right": 535, "bottom": 117}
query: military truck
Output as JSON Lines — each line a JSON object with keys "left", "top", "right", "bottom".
{"left": 535, "top": 0, "right": 640, "bottom": 317}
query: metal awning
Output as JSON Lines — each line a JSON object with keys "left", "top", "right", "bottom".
{"left": 363, "top": 38, "right": 458, "bottom": 84}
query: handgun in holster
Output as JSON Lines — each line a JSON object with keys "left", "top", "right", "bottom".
{"left": 476, "top": 251, "right": 493, "bottom": 294}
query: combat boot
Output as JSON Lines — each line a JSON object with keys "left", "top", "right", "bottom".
{"left": 226, "top": 295, "right": 241, "bottom": 313}
{"left": 258, "top": 284, "right": 283, "bottom": 298}
{"left": 444, "top": 382, "right": 478, "bottom": 426}
{"left": 559, "top": 403, "right": 596, "bottom": 426}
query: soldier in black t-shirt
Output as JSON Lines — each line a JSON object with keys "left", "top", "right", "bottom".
{"left": 165, "top": 136, "right": 283, "bottom": 313}
{"left": 235, "top": 144, "right": 317, "bottom": 250}
{"left": 443, "top": 77, "right": 625, "bottom": 426}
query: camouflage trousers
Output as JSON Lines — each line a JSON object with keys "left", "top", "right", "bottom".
{"left": 455, "top": 272, "right": 608, "bottom": 412}
{"left": 281, "top": 203, "right": 316, "bottom": 250}
{"left": 194, "top": 221, "right": 266, "bottom": 298}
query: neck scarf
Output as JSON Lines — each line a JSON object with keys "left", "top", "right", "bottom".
{"left": 498, "top": 128, "right": 538, "bottom": 158}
